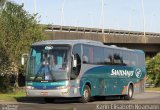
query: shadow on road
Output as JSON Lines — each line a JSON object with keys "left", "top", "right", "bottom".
{"left": 14, "top": 96, "right": 123, "bottom": 104}
{"left": 15, "top": 97, "right": 45, "bottom": 104}
{"left": 14, "top": 97, "right": 81, "bottom": 104}
{"left": 95, "top": 96, "right": 122, "bottom": 101}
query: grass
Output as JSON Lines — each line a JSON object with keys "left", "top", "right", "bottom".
{"left": 0, "top": 89, "right": 26, "bottom": 101}
{"left": 145, "top": 87, "right": 160, "bottom": 91}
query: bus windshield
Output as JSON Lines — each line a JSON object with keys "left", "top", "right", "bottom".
{"left": 27, "top": 45, "right": 70, "bottom": 82}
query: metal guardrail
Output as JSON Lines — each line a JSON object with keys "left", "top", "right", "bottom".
{"left": 145, "top": 83, "right": 155, "bottom": 88}
{"left": 46, "top": 25, "right": 160, "bottom": 37}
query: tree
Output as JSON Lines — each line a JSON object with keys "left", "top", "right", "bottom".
{"left": 0, "top": 1, "right": 45, "bottom": 91}
{"left": 146, "top": 53, "right": 160, "bottom": 87}
{"left": 0, "top": 0, "right": 6, "bottom": 10}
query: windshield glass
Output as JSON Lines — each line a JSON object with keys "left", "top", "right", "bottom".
{"left": 27, "top": 45, "right": 70, "bottom": 82}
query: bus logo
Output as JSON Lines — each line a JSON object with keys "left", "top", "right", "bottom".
{"left": 111, "top": 69, "right": 134, "bottom": 77}
{"left": 43, "top": 86, "right": 47, "bottom": 89}
{"left": 135, "top": 68, "right": 142, "bottom": 78}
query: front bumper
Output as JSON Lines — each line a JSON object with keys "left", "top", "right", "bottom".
{"left": 26, "top": 88, "right": 81, "bottom": 97}
{"left": 26, "top": 88, "right": 70, "bottom": 97}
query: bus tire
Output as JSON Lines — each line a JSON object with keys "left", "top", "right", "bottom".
{"left": 124, "top": 85, "right": 133, "bottom": 100}
{"left": 44, "top": 98, "right": 54, "bottom": 103}
{"left": 79, "top": 85, "right": 91, "bottom": 103}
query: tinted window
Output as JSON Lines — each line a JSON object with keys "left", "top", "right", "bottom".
{"left": 104, "top": 48, "right": 113, "bottom": 65}
{"left": 73, "top": 45, "right": 81, "bottom": 57}
{"left": 82, "top": 44, "right": 144, "bottom": 67}
{"left": 71, "top": 44, "right": 81, "bottom": 79}
{"left": 93, "top": 46, "right": 104, "bottom": 64}
{"left": 83, "top": 45, "right": 104, "bottom": 65}
{"left": 137, "top": 53, "right": 145, "bottom": 67}
{"left": 83, "top": 45, "right": 94, "bottom": 64}
{"left": 123, "top": 51, "right": 131, "bottom": 66}
{"left": 130, "top": 53, "right": 137, "bottom": 66}
{"left": 113, "top": 50, "right": 123, "bottom": 65}
{"left": 122, "top": 51, "right": 139, "bottom": 67}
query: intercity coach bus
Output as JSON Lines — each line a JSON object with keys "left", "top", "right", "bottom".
{"left": 23, "top": 40, "right": 146, "bottom": 103}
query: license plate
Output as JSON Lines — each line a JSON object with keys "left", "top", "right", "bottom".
{"left": 40, "top": 92, "right": 48, "bottom": 96}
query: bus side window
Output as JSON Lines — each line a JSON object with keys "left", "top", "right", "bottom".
{"left": 71, "top": 44, "right": 81, "bottom": 80}
{"left": 104, "top": 48, "right": 113, "bottom": 65}
{"left": 83, "top": 56, "right": 88, "bottom": 63}
{"left": 130, "top": 53, "right": 136, "bottom": 66}
{"left": 123, "top": 52, "right": 130, "bottom": 66}
{"left": 113, "top": 50, "right": 123, "bottom": 65}
{"left": 93, "top": 46, "right": 104, "bottom": 64}
{"left": 137, "top": 53, "right": 145, "bottom": 67}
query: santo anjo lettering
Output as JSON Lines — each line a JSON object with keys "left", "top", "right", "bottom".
{"left": 111, "top": 69, "right": 134, "bottom": 77}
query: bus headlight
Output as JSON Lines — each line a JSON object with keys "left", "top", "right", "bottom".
{"left": 26, "top": 86, "right": 34, "bottom": 90}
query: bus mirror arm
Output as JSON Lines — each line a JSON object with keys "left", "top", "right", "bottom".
{"left": 72, "top": 55, "right": 77, "bottom": 67}
{"left": 21, "top": 53, "right": 28, "bottom": 65}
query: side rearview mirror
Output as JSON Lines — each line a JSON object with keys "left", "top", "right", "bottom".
{"left": 72, "top": 55, "right": 77, "bottom": 67}
{"left": 21, "top": 57, "right": 25, "bottom": 65}
{"left": 21, "top": 53, "right": 28, "bottom": 65}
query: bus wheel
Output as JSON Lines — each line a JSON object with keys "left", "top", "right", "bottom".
{"left": 124, "top": 85, "right": 133, "bottom": 100}
{"left": 79, "top": 85, "right": 91, "bottom": 103}
{"left": 44, "top": 98, "right": 54, "bottom": 103}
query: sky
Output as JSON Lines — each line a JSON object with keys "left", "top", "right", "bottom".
{"left": 12, "top": 0, "right": 160, "bottom": 33}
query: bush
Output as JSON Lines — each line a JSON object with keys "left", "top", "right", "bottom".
{"left": 0, "top": 73, "right": 16, "bottom": 93}
{"left": 146, "top": 53, "right": 160, "bottom": 87}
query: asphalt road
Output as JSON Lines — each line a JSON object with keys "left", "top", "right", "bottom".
{"left": 0, "top": 91, "right": 160, "bottom": 110}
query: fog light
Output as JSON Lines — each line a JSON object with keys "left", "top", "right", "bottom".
{"left": 61, "top": 91, "right": 69, "bottom": 95}
{"left": 26, "top": 86, "right": 34, "bottom": 90}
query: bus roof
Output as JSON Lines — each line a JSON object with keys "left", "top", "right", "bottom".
{"left": 32, "top": 39, "right": 144, "bottom": 54}
{"left": 32, "top": 39, "right": 103, "bottom": 46}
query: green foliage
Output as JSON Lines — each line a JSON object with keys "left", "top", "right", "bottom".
{"left": 0, "top": 1, "right": 45, "bottom": 91}
{"left": 0, "top": 74, "right": 15, "bottom": 93}
{"left": 146, "top": 53, "right": 160, "bottom": 87}
{"left": 1, "top": 2, "right": 44, "bottom": 64}
{"left": 0, "top": 0, "right": 6, "bottom": 7}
